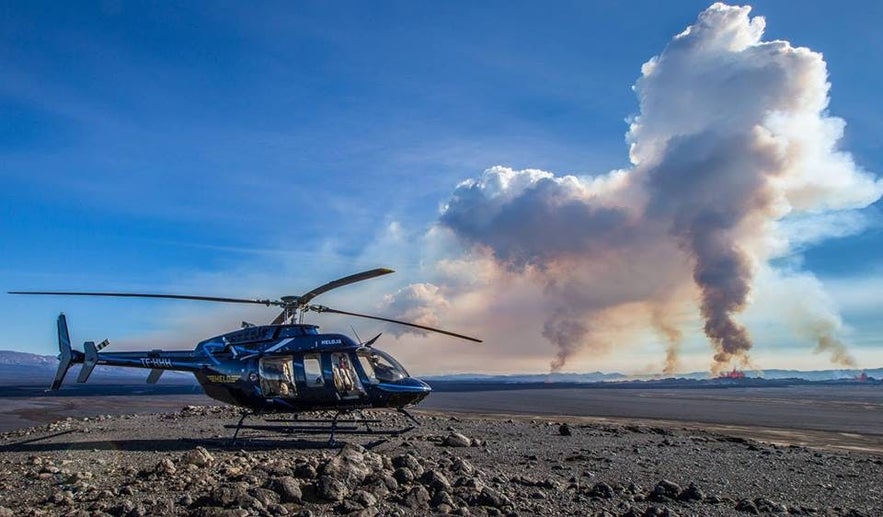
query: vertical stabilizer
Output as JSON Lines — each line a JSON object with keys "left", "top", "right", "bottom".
{"left": 50, "top": 314, "right": 73, "bottom": 390}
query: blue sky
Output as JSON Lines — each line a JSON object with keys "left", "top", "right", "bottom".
{"left": 2, "top": 1, "right": 881, "bottom": 373}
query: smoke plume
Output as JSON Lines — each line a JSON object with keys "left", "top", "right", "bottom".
{"left": 425, "top": 3, "right": 881, "bottom": 373}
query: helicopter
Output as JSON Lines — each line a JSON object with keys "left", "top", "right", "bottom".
{"left": 10, "top": 268, "right": 481, "bottom": 444}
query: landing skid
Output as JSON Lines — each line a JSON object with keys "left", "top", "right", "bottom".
{"left": 225, "top": 409, "right": 418, "bottom": 447}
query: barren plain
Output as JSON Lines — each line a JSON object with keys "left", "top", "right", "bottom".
{"left": 0, "top": 384, "right": 880, "bottom": 516}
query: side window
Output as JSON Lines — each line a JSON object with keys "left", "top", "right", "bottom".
{"left": 357, "top": 352, "right": 377, "bottom": 384}
{"left": 303, "top": 354, "right": 324, "bottom": 387}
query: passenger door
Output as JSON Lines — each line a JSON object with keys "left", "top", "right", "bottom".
{"left": 259, "top": 356, "right": 295, "bottom": 398}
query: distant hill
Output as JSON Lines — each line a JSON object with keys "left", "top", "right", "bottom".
{"left": 423, "top": 368, "right": 882, "bottom": 383}
{"left": 426, "top": 371, "right": 628, "bottom": 383}
{"left": 0, "top": 350, "right": 58, "bottom": 367}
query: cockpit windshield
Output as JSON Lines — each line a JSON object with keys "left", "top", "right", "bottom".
{"left": 356, "top": 348, "right": 409, "bottom": 383}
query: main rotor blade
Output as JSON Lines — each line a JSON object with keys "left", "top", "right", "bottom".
{"left": 311, "top": 305, "right": 482, "bottom": 343}
{"left": 8, "top": 291, "right": 278, "bottom": 306}
{"left": 295, "top": 268, "right": 394, "bottom": 306}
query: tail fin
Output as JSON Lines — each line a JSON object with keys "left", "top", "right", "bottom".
{"left": 50, "top": 314, "right": 74, "bottom": 390}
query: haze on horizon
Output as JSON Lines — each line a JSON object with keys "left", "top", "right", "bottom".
{"left": 2, "top": 2, "right": 881, "bottom": 376}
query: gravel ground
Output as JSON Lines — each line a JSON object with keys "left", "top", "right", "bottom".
{"left": 0, "top": 405, "right": 880, "bottom": 517}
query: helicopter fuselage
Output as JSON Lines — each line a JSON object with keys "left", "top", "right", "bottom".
{"left": 54, "top": 315, "right": 431, "bottom": 413}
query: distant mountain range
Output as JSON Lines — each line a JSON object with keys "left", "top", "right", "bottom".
{"left": 1, "top": 350, "right": 878, "bottom": 385}
{"left": 423, "top": 368, "right": 882, "bottom": 383}
{"left": 0, "top": 350, "right": 194, "bottom": 385}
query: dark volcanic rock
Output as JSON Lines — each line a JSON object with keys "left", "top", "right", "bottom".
{"left": 421, "top": 469, "right": 452, "bottom": 494}
{"left": 677, "top": 482, "right": 705, "bottom": 502}
{"left": 443, "top": 432, "right": 472, "bottom": 447}
{"left": 402, "top": 485, "right": 431, "bottom": 508}
{"left": 315, "top": 475, "right": 349, "bottom": 502}
{"left": 736, "top": 498, "right": 759, "bottom": 514}
{"left": 273, "top": 476, "right": 303, "bottom": 503}
{"left": 588, "top": 481, "right": 615, "bottom": 499}
{"left": 649, "top": 479, "right": 681, "bottom": 501}
{"left": 0, "top": 406, "right": 880, "bottom": 517}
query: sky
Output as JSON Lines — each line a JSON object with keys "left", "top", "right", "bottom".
{"left": 2, "top": 1, "right": 881, "bottom": 376}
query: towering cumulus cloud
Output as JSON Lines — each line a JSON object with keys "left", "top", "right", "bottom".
{"left": 428, "top": 3, "right": 881, "bottom": 373}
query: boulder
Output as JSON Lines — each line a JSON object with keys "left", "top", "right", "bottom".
{"left": 182, "top": 447, "right": 215, "bottom": 468}
{"left": 444, "top": 432, "right": 472, "bottom": 447}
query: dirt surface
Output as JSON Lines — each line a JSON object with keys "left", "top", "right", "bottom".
{"left": 0, "top": 404, "right": 880, "bottom": 517}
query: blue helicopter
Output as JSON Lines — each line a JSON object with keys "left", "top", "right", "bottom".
{"left": 10, "top": 268, "right": 481, "bottom": 443}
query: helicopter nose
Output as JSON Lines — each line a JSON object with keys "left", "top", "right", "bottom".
{"left": 392, "top": 377, "right": 431, "bottom": 393}
{"left": 411, "top": 377, "right": 431, "bottom": 392}
{"left": 375, "top": 377, "right": 431, "bottom": 407}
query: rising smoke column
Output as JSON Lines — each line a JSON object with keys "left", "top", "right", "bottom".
{"left": 420, "top": 3, "right": 882, "bottom": 373}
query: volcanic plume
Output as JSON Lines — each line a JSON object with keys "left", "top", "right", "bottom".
{"left": 393, "top": 3, "right": 881, "bottom": 373}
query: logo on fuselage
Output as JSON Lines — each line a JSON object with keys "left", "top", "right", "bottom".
{"left": 206, "top": 374, "right": 241, "bottom": 383}
{"left": 320, "top": 338, "right": 342, "bottom": 345}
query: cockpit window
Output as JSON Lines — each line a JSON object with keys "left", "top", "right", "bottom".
{"left": 357, "top": 348, "right": 409, "bottom": 383}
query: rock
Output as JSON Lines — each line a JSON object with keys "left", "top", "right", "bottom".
{"left": 477, "top": 487, "right": 511, "bottom": 508}
{"left": 444, "top": 432, "right": 472, "bottom": 447}
{"left": 393, "top": 467, "right": 415, "bottom": 485}
{"left": 320, "top": 445, "right": 374, "bottom": 487}
{"left": 182, "top": 446, "right": 215, "bottom": 468}
{"left": 559, "top": 423, "right": 572, "bottom": 436}
{"left": 450, "top": 458, "right": 475, "bottom": 476}
{"left": 316, "top": 475, "right": 349, "bottom": 502}
{"left": 192, "top": 508, "right": 249, "bottom": 517}
{"left": 735, "top": 499, "right": 759, "bottom": 514}
{"left": 50, "top": 490, "right": 73, "bottom": 505}
{"left": 677, "top": 482, "right": 704, "bottom": 502}
{"left": 588, "top": 481, "right": 615, "bottom": 499}
{"left": 421, "top": 469, "right": 452, "bottom": 493}
{"left": 392, "top": 454, "right": 424, "bottom": 477}
{"left": 642, "top": 506, "right": 678, "bottom": 517}
{"left": 431, "top": 490, "right": 456, "bottom": 508}
{"left": 154, "top": 458, "right": 176, "bottom": 476}
{"left": 336, "top": 499, "right": 363, "bottom": 513}
{"left": 754, "top": 497, "right": 787, "bottom": 513}
{"left": 209, "top": 483, "right": 248, "bottom": 507}
{"left": 403, "top": 485, "right": 431, "bottom": 508}
{"left": 267, "top": 503, "right": 289, "bottom": 515}
{"left": 649, "top": 479, "right": 681, "bottom": 501}
{"left": 294, "top": 463, "right": 317, "bottom": 479}
{"left": 350, "top": 489, "right": 378, "bottom": 508}
{"left": 273, "top": 476, "right": 302, "bottom": 503}
{"left": 250, "top": 487, "right": 280, "bottom": 507}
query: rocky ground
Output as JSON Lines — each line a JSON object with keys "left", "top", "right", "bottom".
{"left": 0, "top": 405, "right": 880, "bottom": 516}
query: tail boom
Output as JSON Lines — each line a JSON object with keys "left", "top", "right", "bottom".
{"left": 49, "top": 314, "right": 202, "bottom": 390}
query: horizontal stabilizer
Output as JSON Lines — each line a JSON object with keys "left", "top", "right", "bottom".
{"left": 146, "top": 369, "right": 164, "bottom": 384}
{"left": 77, "top": 341, "right": 98, "bottom": 383}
